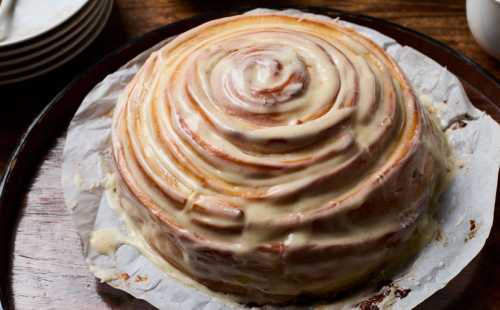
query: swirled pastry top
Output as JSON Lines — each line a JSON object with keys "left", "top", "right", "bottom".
{"left": 112, "top": 13, "right": 447, "bottom": 303}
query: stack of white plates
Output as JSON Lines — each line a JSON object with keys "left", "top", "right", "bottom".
{"left": 0, "top": 0, "right": 113, "bottom": 85}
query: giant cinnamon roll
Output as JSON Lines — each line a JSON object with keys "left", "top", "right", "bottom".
{"left": 112, "top": 13, "right": 448, "bottom": 304}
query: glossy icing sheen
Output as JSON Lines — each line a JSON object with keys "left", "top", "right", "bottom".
{"left": 112, "top": 14, "right": 449, "bottom": 304}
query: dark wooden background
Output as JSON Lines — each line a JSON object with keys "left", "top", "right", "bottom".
{"left": 1, "top": 0, "right": 500, "bottom": 309}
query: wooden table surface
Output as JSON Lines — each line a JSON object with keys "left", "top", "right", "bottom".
{"left": 1, "top": 1, "right": 500, "bottom": 309}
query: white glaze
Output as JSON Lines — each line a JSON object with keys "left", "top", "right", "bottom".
{"left": 89, "top": 226, "right": 124, "bottom": 261}
{"left": 73, "top": 173, "right": 85, "bottom": 188}
{"left": 88, "top": 186, "right": 241, "bottom": 305}
{"left": 111, "top": 13, "right": 451, "bottom": 304}
{"left": 89, "top": 182, "right": 436, "bottom": 309}
{"left": 86, "top": 259, "right": 118, "bottom": 283}
{"left": 66, "top": 200, "right": 78, "bottom": 210}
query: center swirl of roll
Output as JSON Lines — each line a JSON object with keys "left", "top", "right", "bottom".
{"left": 210, "top": 45, "right": 309, "bottom": 117}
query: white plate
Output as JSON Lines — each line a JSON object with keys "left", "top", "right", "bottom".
{"left": 0, "top": 0, "right": 107, "bottom": 76}
{"left": 0, "top": 0, "right": 88, "bottom": 48}
{"left": 0, "top": 0, "right": 112, "bottom": 85}
{"left": 0, "top": 0, "right": 99, "bottom": 57}
{"left": 0, "top": 0, "right": 104, "bottom": 67}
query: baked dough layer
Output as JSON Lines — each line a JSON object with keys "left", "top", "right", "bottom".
{"left": 112, "top": 13, "right": 447, "bottom": 304}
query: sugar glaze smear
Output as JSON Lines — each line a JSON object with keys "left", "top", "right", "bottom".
{"left": 89, "top": 179, "right": 241, "bottom": 307}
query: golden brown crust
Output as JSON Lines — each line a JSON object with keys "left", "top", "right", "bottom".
{"left": 112, "top": 13, "right": 447, "bottom": 304}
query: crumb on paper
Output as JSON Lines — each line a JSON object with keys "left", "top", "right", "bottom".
{"left": 433, "top": 229, "right": 449, "bottom": 248}
{"left": 464, "top": 220, "right": 483, "bottom": 242}
{"left": 135, "top": 275, "right": 148, "bottom": 282}
{"left": 356, "top": 284, "right": 411, "bottom": 310}
{"left": 439, "top": 261, "right": 445, "bottom": 267}
{"left": 451, "top": 121, "right": 468, "bottom": 130}
{"left": 121, "top": 273, "right": 130, "bottom": 281}
{"left": 66, "top": 200, "right": 78, "bottom": 210}
{"left": 435, "top": 230, "right": 444, "bottom": 242}
{"left": 103, "top": 173, "right": 116, "bottom": 190}
{"left": 470, "top": 219, "right": 476, "bottom": 231}
{"left": 73, "top": 173, "right": 85, "bottom": 188}
{"left": 428, "top": 276, "right": 433, "bottom": 281}
{"left": 415, "top": 282, "right": 421, "bottom": 286}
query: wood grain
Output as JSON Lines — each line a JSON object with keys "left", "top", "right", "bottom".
{"left": 8, "top": 134, "right": 155, "bottom": 309}
{"left": 1, "top": 2, "right": 500, "bottom": 310}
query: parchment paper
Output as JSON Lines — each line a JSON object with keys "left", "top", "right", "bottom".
{"left": 61, "top": 9, "right": 500, "bottom": 310}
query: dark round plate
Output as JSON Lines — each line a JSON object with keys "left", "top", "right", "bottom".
{"left": 1, "top": 6, "right": 499, "bottom": 310}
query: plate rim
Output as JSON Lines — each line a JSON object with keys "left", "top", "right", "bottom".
{"left": 0, "top": 0, "right": 89, "bottom": 48}
{"left": 0, "top": 0, "right": 113, "bottom": 85}
{"left": 0, "top": 5, "right": 499, "bottom": 310}
{"left": 0, "top": 0, "right": 102, "bottom": 63}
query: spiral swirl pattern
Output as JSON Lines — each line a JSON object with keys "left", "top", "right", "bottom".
{"left": 112, "top": 14, "right": 447, "bottom": 304}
